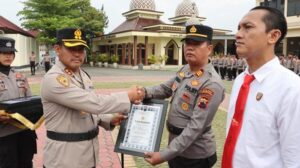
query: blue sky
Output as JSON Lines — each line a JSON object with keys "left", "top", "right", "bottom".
{"left": 0, "top": 0, "right": 255, "bottom": 34}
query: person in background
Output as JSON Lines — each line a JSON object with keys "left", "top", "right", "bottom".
{"left": 44, "top": 51, "right": 51, "bottom": 72}
{"left": 29, "top": 51, "right": 36, "bottom": 75}
{"left": 0, "top": 37, "right": 36, "bottom": 168}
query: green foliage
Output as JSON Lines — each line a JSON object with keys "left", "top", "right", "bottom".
{"left": 158, "top": 54, "right": 168, "bottom": 64}
{"left": 147, "top": 55, "right": 157, "bottom": 64}
{"left": 98, "top": 53, "right": 109, "bottom": 62}
{"left": 111, "top": 54, "right": 119, "bottom": 63}
{"left": 18, "top": 0, "right": 108, "bottom": 45}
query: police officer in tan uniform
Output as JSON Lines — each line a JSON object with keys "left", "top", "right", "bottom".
{"left": 41, "top": 28, "right": 142, "bottom": 168}
{"left": 143, "top": 24, "right": 225, "bottom": 168}
{"left": 29, "top": 51, "right": 36, "bottom": 75}
{"left": 43, "top": 51, "right": 51, "bottom": 72}
{"left": 0, "top": 37, "right": 36, "bottom": 168}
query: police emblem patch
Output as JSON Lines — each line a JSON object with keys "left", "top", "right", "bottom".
{"left": 56, "top": 75, "right": 70, "bottom": 87}
{"left": 181, "top": 102, "right": 189, "bottom": 111}
{"left": 198, "top": 97, "right": 209, "bottom": 109}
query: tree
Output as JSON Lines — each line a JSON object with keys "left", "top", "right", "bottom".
{"left": 18, "top": 0, "right": 108, "bottom": 46}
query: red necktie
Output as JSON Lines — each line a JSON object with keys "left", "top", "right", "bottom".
{"left": 222, "top": 74, "right": 255, "bottom": 168}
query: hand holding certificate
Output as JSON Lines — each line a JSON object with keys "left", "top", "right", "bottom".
{"left": 114, "top": 99, "right": 168, "bottom": 157}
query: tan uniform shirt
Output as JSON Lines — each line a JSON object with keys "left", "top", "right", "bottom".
{"left": 145, "top": 63, "right": 225, "bottom": 161}
{"left": 0, "top": 69, "right": 31, "bottom": 137}
{"left": 30, "top": 54, "right": 36, "bottom": 62}
{"left": 41, "top": 61, "right": 131, "bottom": 168}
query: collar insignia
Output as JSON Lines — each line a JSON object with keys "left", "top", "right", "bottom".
{"left": 256, "top": 92, "right": 263, "bottom": 101}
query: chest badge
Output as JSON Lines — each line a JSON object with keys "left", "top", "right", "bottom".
{"left": 179, "top": 72, "right": 185, "bottom": 78}
{"left": 181, "top": 102, "right": 189, "bottom": 111}
{"left": 56, "top": 75, "right": 70, "bottom": 87}
{"left": 256, "top": 92, "right": 263, "bottom": 101}
{"left": 191, "top": 80, "right": 199, "bottom": 86}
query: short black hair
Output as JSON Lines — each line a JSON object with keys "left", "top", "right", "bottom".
{"left": 251, "top": 6, "right": 287, "bottom": 47}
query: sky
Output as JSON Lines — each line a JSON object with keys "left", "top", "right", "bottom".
{"left": 0, "top": 0, "right": 255, "bottom": 34}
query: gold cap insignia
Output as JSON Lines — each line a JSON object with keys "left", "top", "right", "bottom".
{"left": 74, "top": 29, "right": 82, "bottom": 40}
{"left": 181, "top": 102, "right": 189, "bottom": 111}
{"left": 56, "top": 75, "right": 70, "bottom": 87}
{"left": 191, "top": 80, "right": 199, "bottom": 86}
{"left": 190, "top": 26, "right": 197, "bottom": 33}
{"left": 179, "top": 72, "right": 185, "bottom": 78}
{"left": 256, "top": 92, "right": 263, "bottom": 101}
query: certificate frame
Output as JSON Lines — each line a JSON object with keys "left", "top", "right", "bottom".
{"left": 114, "top": 99, "right": 168, "bottom": 157}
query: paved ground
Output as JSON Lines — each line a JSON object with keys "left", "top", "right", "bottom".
{"left": 22, "top": 66, "right": 230, "bottom": 168}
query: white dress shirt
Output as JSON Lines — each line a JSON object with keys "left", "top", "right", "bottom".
{"left": 226, "top": 57, "right": 300, "bottom": 168}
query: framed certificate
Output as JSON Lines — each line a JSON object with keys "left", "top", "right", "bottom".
{"left": 114, "top": 99, "right": 168, "bottom": 157}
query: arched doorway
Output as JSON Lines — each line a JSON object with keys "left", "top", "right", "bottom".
{"left": 165, "top": 40, "right": 179, "bottom": 65}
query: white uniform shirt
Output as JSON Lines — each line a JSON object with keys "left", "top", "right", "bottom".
{"left": 226, "top": 57, "right": 300, "bottom": 168}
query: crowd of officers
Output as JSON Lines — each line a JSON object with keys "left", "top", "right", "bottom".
{"left": 211, "top": 53, "right": 300, "bottom": 80}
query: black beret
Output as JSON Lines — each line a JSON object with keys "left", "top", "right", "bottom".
{"left": 56, "top": 28, "right": 89, "bottom": 49}
{"left": 0, "top": 37, "right": 17, "bottom": 52}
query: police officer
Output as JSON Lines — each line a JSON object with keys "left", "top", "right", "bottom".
{"left": 143, "top": 24, "right": 225, "bottom": 168}
{"left": 43, "top": 51, "right": 51, "bottom": 72}
{"left": 0, "top": 37, "right": 36, "bottom": 168}
{"left": 41, "top": 28, "right": 142, "bottom": 168}
{"left": 29, "top": 51, "right": 36, "bottom": 75}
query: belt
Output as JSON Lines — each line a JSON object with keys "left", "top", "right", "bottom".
{"left": 167, "top": 122, "right": 211, "bottom": 136}
{"left": 47, "top": 127, "right": 99, "bottom": 142}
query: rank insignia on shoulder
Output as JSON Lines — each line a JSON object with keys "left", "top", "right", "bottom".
{"left": 64, "top": 68, "right": 73, "bottom": 76}
{"left": 181, "top": 102, "right": 189, "bottom": 111}
{"left": 179, "top": 72, "right": 185, "bottom": 78}
{"left": 198, "top": 97, "right": 209, "bottom": 109}
{"left": 256, "top": 92, "right": 263, "bottom": 101}
{"left": 191, "top": 80, "right": 199, "bottom": 86}
{"left": 56, "top": 75, "right": 70, "bottom": 87}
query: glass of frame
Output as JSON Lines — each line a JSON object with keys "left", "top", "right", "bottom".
{"left": 114, "top": 99, "right": 168, "bottom": 157}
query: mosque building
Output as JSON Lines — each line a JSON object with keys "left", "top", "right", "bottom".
{"left": 93, "top": 0, "right": 235, "bottom": 68}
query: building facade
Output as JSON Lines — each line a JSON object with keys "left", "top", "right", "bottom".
{"left": 257, "top": 0, "right": 300, "bottom": 57}
{"left": 93, "top": 0, "right": 235, "bottom": 68}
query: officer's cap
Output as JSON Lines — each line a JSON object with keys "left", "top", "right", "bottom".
{"left": 56, "top": 28, "right": 89, "bottom": 49}
{"left": 0, "top": 37, "right": 17, "bottom": 52}
{"left": 181, "top": 24, "right": 213, "bottom": 42}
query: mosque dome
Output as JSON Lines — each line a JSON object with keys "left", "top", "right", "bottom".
{"left": 129, "top": 0, "right": 156, "bottom": 11}
{"left": 175, "top": 0, "right": 199, "bottom": 17}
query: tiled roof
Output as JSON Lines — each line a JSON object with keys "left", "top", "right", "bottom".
{"left": 110, "top": 18, "right": 165, "bottom": 34}
{"left": 0, "top": 16, "right": 35, "bottom": 37}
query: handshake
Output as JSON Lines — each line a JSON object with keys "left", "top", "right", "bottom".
{"left": 127, "top": 86, "right": 146, "bottom": 104}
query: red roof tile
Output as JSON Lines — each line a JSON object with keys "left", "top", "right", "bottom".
{"left": 0, "top": 16, "right": 35, "bottom": 38}
{"left": 110, "top": 18, "right": 165, "bottom": 34}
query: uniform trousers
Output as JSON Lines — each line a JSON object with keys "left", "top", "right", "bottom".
{"left": 30, "top": 61, "right": 35, "bottom": 75}
{"left": 0, "top": 130, "right": 37, "bottom": 168}
{"left": 44, "top": 62, "right": 50, "bottom": 72}
{"left": 168, "top": 153, "right": 217, "bottom": 168}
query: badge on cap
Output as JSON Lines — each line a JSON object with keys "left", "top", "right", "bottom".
{"left": 56, "top": 74, "right": 70, "bottom": 87}
{"left": 181, "top": 102, "right": 189, "bottom": 111}
{"left": 6, "top": 42, "right": 12, "bottom": 47}
{"left": 190, "top": 26, "right": 197, "bottom": 33}
{"left": 256, "top": 92, "right": 263, "bottom": 101}
{"left": 191, "top": 80, "right": 199, "bottom": 86}
{"left": 74, "top": 29, "right": 82, "bottom": 40}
